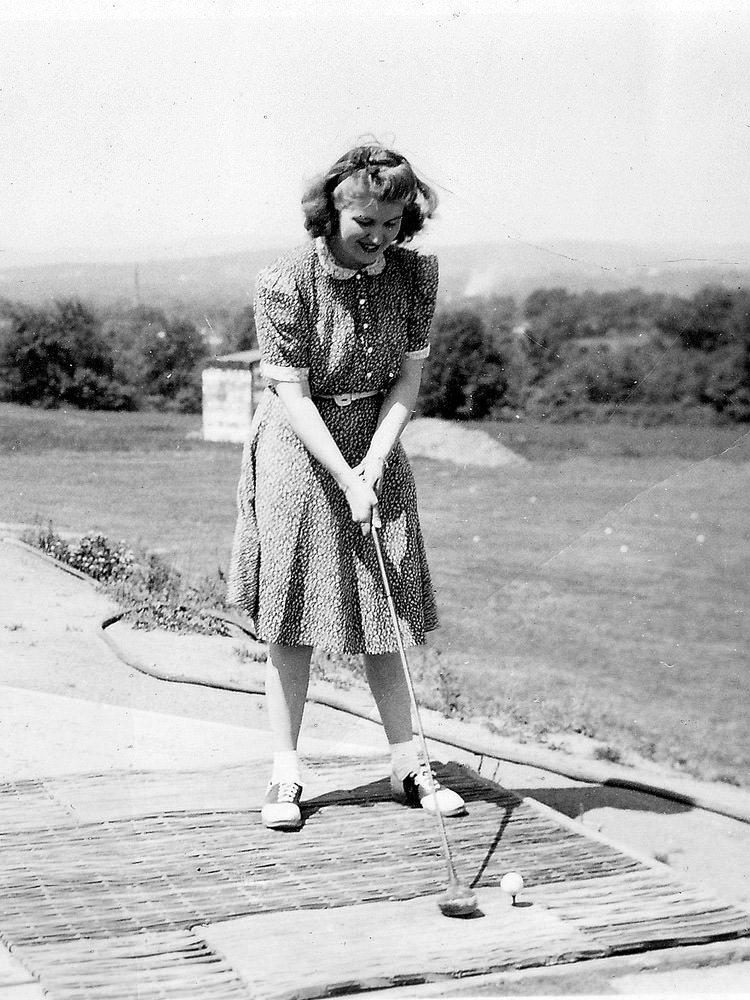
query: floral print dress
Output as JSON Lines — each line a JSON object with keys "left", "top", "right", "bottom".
{"left": 227, "top": 236, "right": 439, "bottom": 654}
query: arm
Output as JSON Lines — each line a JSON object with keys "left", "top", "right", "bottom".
{"left": 273, "top": 380, "right": 379, "bottom": 533}
{"left": 354, "top": 355, "right": 424, "bottom": 491}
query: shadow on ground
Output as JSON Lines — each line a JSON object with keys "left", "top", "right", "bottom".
{"left": 521, "top": 783, "right": 692, "bottom": 818}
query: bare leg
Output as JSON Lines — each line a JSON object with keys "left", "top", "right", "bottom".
{"left": 363, "top": 651, "right": 413, "bottom": 745}
{"left": 364, "top": 649, "right": 466, "bottom": 816}
{"left": 262, "top": 643, "right": 312, "bottom": 830}
{"left": 266, "top": 643, "right": 313, "bottom": 751}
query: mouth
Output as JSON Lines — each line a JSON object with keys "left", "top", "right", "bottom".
{"left": 359, "top": 242, "right": 382, "bottom": 255}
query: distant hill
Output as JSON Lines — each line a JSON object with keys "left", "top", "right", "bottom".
{"left": 2, "top": 239, "right": 749, "bottom": 315}
{"left": 436, "top": 239, "right": 750, "bottom": 301}
{"left": 0, "top": 247, "right": 277, "bottom": 315}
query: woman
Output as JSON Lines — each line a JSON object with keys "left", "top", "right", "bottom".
{"left": 228, "top": 143, "right": 466, "bottom": 830}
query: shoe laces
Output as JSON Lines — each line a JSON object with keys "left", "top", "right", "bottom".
{"left": 413, "top": 765, "right": 442, "bottom": 793}
{"left": 276, "top": 781, "right": 301, "bottom": 803}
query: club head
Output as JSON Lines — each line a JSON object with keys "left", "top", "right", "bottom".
{"left": 437, "top": 878, "right": 480, "bottom": 918}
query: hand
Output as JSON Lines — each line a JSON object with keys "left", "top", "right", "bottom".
{"left": 352, "top": 454, "right": 385, "bottom": 494}
{"left": 343, "top": 478, "right": 379, "bottom": 536}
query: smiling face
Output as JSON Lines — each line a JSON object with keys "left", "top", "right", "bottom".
{"left": 329, "top": 195, "right": 405, "bottom": 270}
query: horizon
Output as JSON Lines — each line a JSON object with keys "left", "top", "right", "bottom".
{"left": 4, "top": 233, "right": 750, "bottom": 274}
{"left": 3, "top": 232, "right": 749, "bottom": 314}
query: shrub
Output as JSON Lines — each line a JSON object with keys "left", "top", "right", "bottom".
{"left": 521, "top": 288, "right": 584, "bottom": 382}
{"left": 420, "top": 307, "right": 510, "bottom": 420}
{"left": 66, "top": 533, "right": 136, "bottom": 582}
{"left": 135, "top": 317, "right": 208, "bottom": 411}
{"left": 703, "top": 346, "right": 750, "bottom": 421}
{"left": 22, "top": 523, "right": 229, "bottom": 635}
{"left": 655, "top": 285, "right": 750, "bottom": 353}
{"left": 0, "top": 300, "right": 133, "bottom": 410}
{"left": 225, "top": 306, "right": 258, "bottom": 352}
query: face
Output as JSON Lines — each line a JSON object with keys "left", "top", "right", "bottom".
{"left": 329, "top": 196, "right": 405, "bottom": 270}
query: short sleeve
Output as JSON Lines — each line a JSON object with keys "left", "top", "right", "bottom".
{"left": 405, "top": 253, "right": 439, "bottom": 360}
{"left": 254, "top": 263, "right": 311, "bottom": 383}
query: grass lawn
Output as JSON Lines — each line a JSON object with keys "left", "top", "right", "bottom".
{"left": 2, "top": 403, "right": 748, "bottom": 785}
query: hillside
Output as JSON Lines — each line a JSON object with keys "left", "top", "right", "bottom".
{"left": 1, "top": 240, "right": 749, "bottom": 315}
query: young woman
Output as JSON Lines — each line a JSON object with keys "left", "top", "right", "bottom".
{"left": 228, "top": 143, "right": 465, "bottom": 829}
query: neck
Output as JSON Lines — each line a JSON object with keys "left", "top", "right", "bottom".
{"left": 327, "top": 236, "right": 363, "bottom": 270}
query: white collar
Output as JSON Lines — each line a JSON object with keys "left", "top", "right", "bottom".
{"left": 315, "top": 236, "right": 387, "bottom": 280}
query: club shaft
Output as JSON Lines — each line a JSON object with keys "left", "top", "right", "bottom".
{"left": 371, "top": 524, "right": 459, "bottom": 885}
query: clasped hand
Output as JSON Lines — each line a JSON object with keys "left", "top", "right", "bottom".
{"left": 346, "top": 455, "right": 385, "bottom": 535}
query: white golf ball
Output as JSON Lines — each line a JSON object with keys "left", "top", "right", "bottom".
{"left": 500, "top": 872, "right": 524, "bottom": 896}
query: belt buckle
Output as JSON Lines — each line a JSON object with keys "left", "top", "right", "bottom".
{"left": 335, "top": 393, "right": 353, "bottom": 407}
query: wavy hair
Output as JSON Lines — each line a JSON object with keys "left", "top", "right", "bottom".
{"left": 301, "top": 144, "right": 438, "bottom": 244}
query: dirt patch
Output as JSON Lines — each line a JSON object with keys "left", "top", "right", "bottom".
{"left": 402, "top": 418, "right": 527, "bottom": 467}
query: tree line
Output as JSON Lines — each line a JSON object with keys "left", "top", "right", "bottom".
{"left": 422, "top": 285, "right": 750, "bottom": 423}
{"left": 0, "top": 284, "right": 748, "bottom": 422}
{"left": 0, "top": 299, "right": 256, "bottom": 413}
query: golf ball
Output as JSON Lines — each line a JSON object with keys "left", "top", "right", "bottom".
{"left": 500, "top": 872, "right": 524, "bottom": 896}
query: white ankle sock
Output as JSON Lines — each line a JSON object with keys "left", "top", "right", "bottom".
{"left": 390, "top": 740, "right": 419, "bottom": 781}
{"left": 271, "top": 750, "right": 301, "bottom": 785}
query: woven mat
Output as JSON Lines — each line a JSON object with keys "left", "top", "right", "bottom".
{"left": 1, "top": 756, "right": 749, "bottom": 999}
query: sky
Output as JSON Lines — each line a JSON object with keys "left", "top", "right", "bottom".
{"left": 2, "top": 0, "right": 750, "bottom": 266}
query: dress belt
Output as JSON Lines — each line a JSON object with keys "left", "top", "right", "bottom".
{"left": 313, "top": 390, "right": 381, "bottom": 407}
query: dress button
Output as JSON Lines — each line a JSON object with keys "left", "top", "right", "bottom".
{"left": 367, "top": 347, "right": 373, "bottom": 354}
{"left": 363, "top": 322, "right": 369, "bottom": 330}
{"left": 355, "top": 273, "right": 363, "bottom": 281}
{"left": 366, "top": 371, "right": 372, "bottom": 379}
{"left": 359, "top": 298, "right": 366, "bottom": 305}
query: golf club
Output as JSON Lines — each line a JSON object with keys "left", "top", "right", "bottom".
{"left": 371, "top": 516, "right": 479, "bottom": 919}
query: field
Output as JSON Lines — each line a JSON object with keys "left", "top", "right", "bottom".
{"left": 1, "top": 403, "right": 748, "bottom": 786}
